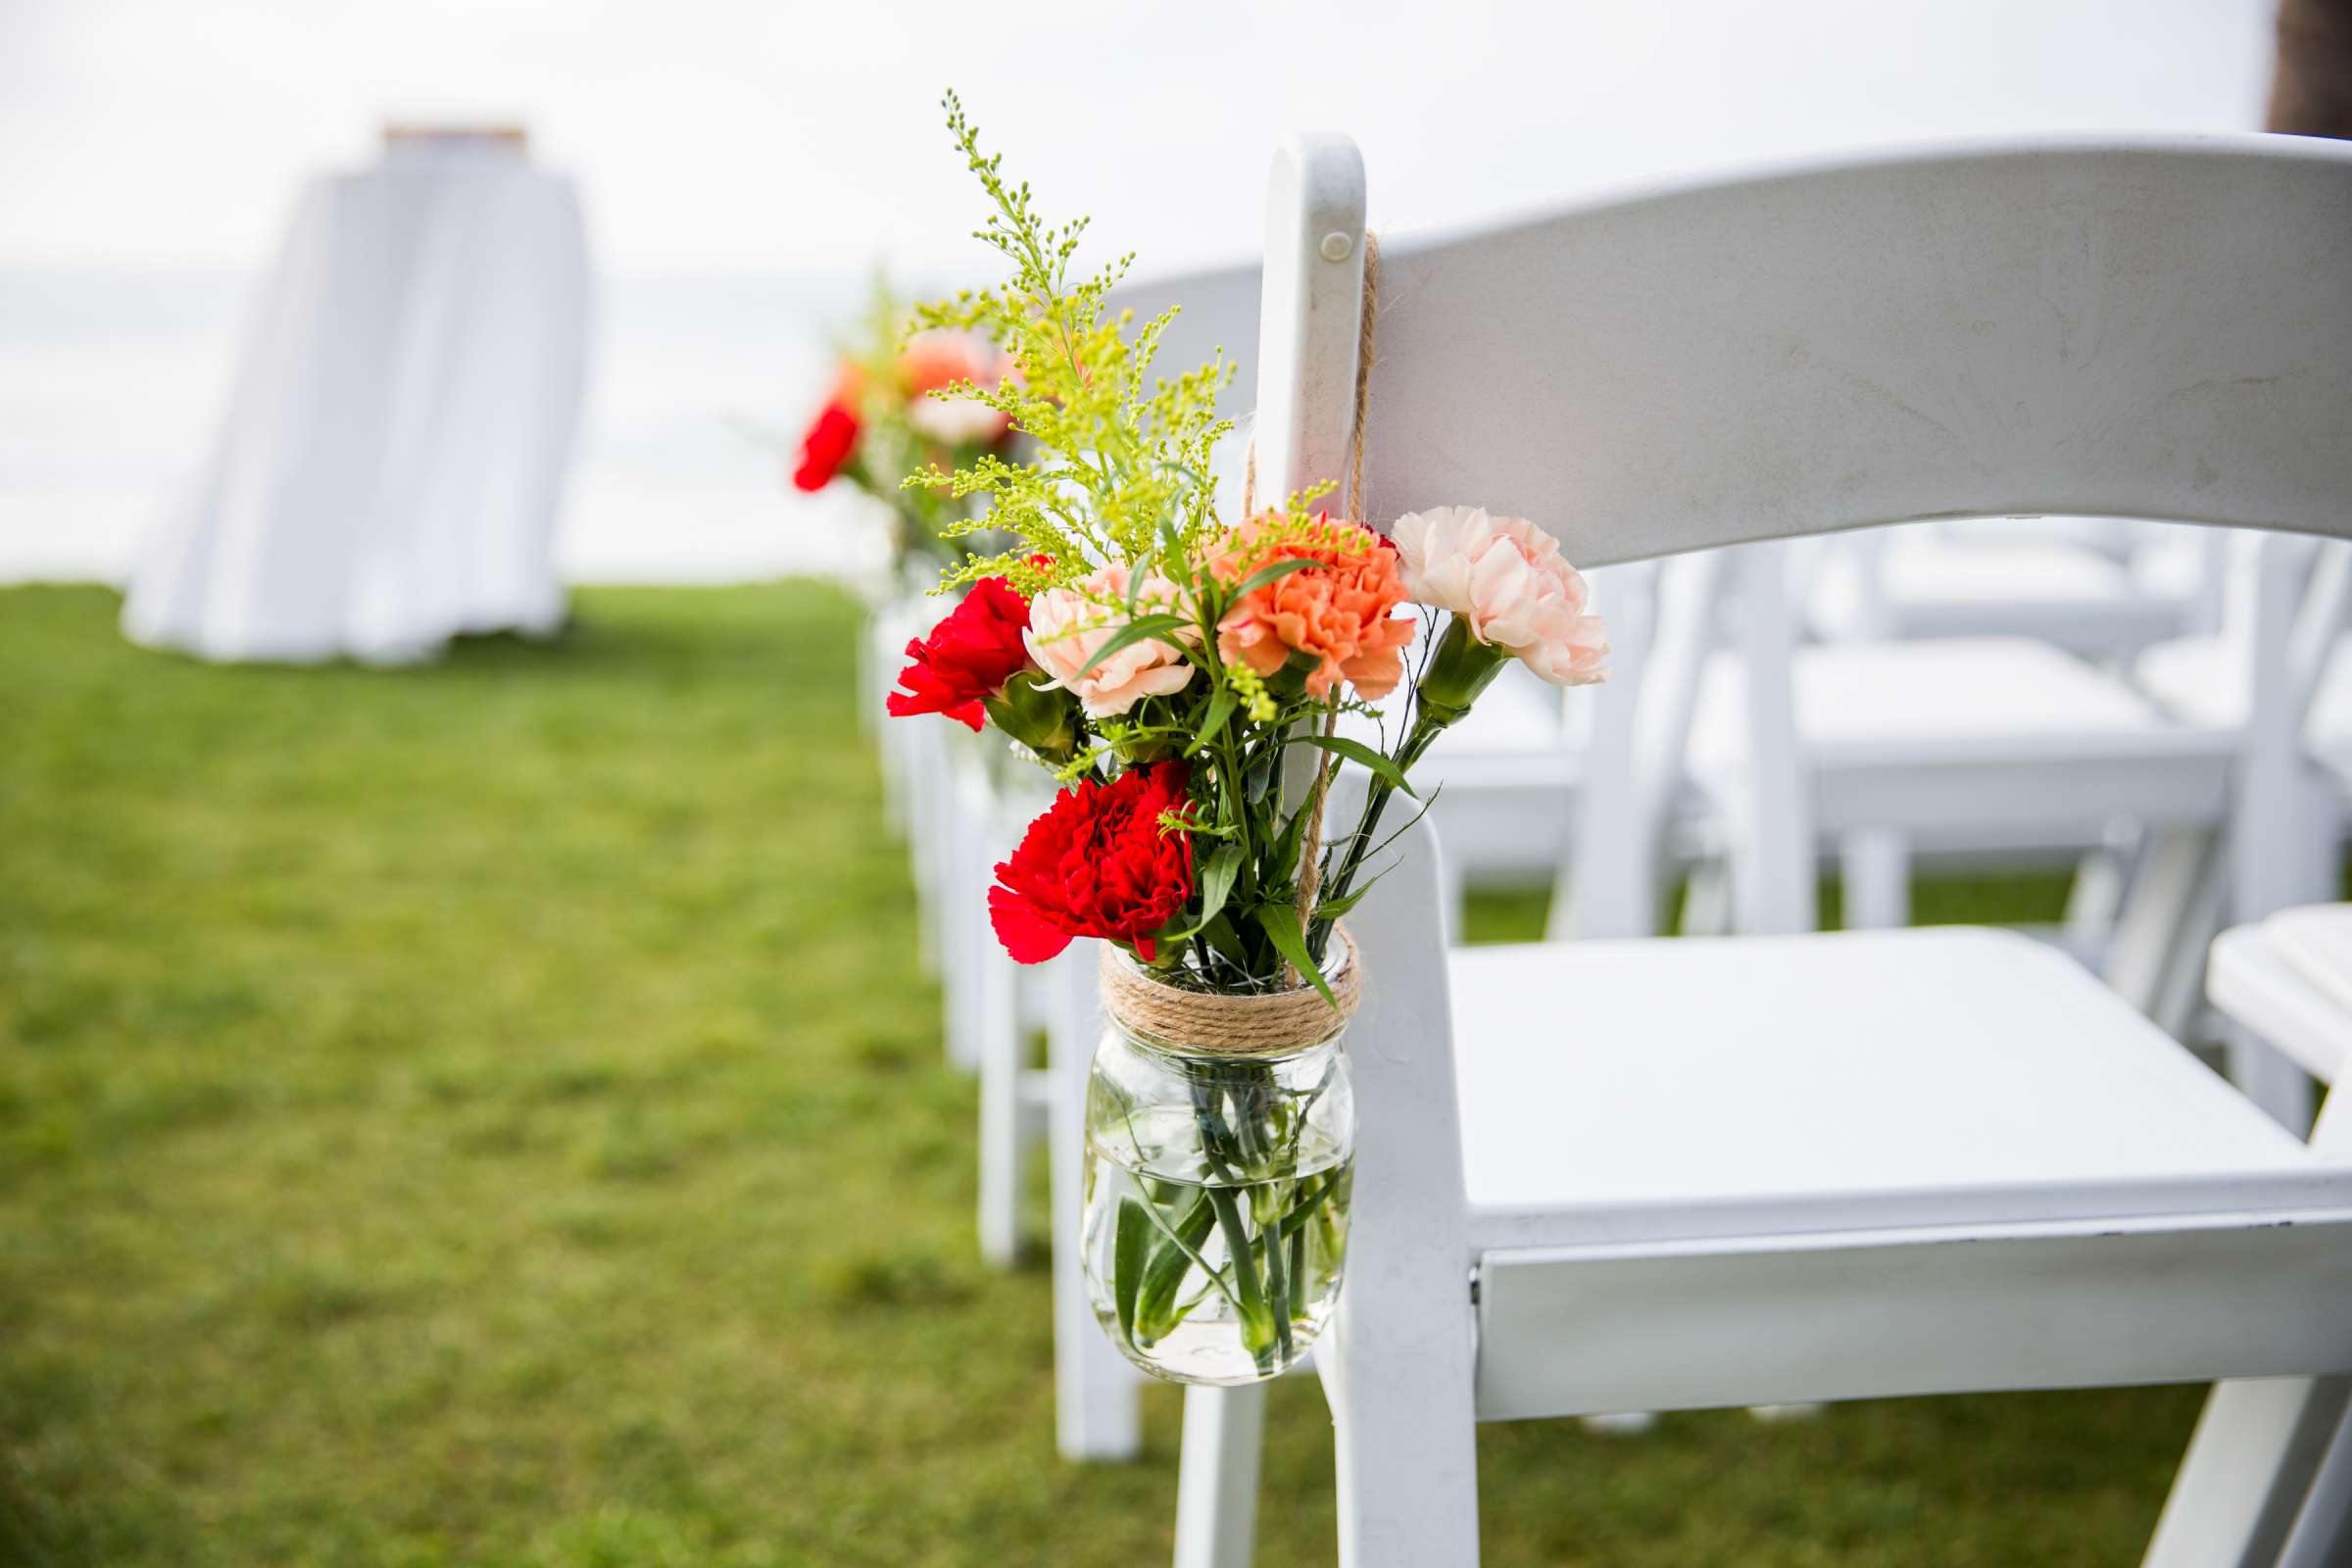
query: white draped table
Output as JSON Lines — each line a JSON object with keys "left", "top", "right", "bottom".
{"left": 122, "top": 135, "right": 589, "bottom": 663}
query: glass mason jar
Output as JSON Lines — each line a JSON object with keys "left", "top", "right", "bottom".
{"left": 1081, "top": 950, "right": 1357, "bottom": 1386}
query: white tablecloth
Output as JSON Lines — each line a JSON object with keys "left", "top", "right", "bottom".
{"left": 122, "top": 141, "right": 589, "bottom": 663}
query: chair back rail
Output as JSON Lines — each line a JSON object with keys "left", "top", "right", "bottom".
{"left": 1103, "top": 259, "right": 1261, "bottom": 416}
{"left": 1360, "top": 135, "right": 2352, "bottom": 564}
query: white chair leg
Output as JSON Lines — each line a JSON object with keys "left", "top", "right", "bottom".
{"left": 1174, "top": 1384, "right": 1267, "bottom": 1568}
{"left": 1580, "top": 1411, "right": 1657, "bottom": 1436}
{"left": 2105, "top": 827, "right": 2215, "bottom": 1020}
{"left": 2280, "top": 1397, "right": 2352, "bottom": 1568}
{"left": 1838, "top": 828, "right": 1910, "bottom": 930}
{"left": 1313, "top": 806, "right": 1481, "bottom": 1568}
{"left": 879, "top": 710, "right": 911, "bottom": 836}
{"left": 1748, "top": 1402, "right": 1825, "bottom": 1424}
{"left": 2226, "top": 1022, "right": 2318, "bottom": 1136}
{"left": 2063, "top": 839, "right": 2131, "bottom": 952}
{"left": 2143, "top": 1376, "right": 2352, "bottom": 1568}
{"left": 1680, "top": 857, "right": 1732, "bottom": 937}
{"left": 2145, "top": 1091, "right": 2350, "bottom": 1564}
{"left": 906, "top": 722, "right": 946, "bottom": 979}
{"left": 939, "top": 761, "right": 988, "bottom": 1073}
{"left": 1725, "top": 541, "right": 1817, "bottom": 938}
{"left": 1048, "top": 944, "right": 1142, "bottom": 1461}
{"left": 976, "top": 936, "right": 1025, "bottom": 1268}
{"left": 2149, "top": 836, "right": 2230, "bottom": 1046}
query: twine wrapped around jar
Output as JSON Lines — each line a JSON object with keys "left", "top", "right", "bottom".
{"left": 1098, "top": 927, "right": 1361, "bottom": 1055}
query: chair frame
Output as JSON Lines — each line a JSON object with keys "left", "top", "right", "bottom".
{"left": 1171, "top": 128, "right": 2352, "bottom": 1568}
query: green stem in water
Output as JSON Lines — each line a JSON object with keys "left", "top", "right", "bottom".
{"left": 1285, "top": 1220, "right": 1307, "bottom": 1331}
{"left": 1206, "top": 1187, "right": 1277, "bottom": 1368}
{"left": 1259, "top": 1176, "right": 1295, "bottom": 1363}
{"left": 1273, "top": 1169, "right": 1343, "bottom": 1245}
{"left": 1133, "top": 1192, "right": 1220, "bottom": 1345}
{"left": 1134, "top": 1185, "right": 1250, "bottom": 1320}
{"left": 1309, "top": 618, "right": 1511, "bottom": 960}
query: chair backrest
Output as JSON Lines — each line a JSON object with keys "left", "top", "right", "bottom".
{"left": 1259, "top": 132, "right": 2352, "bottom": 565}
{"left": 1104, "top": 259, "right": 1262, "bottom": 410}
{"left": 1103, "top": 261, "right": 1263, "bottom": 523}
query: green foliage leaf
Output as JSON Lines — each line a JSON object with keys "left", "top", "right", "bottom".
{"left": 1250, "top": 904, "right": 1336, "bottom": 1009}
{"left": 915, "top": 93, "right": 1237, "bottom": 600}
{"left": 1183, "top": 683, "right": 1238, "bottom": 758}
{"left": 1199, "top": 911, "right": 1252, "bottom": 973}
{"left": 1194, "top": 845, "right": 1242, "bottom": 929}
{"left": 1146, "top": 842, "right": 1243, "bottom": 946}
{"left": 1222, "top": 557, "right": 1316, "bottom": 602}
{"left": 1071, "top": 612, "right": 1191, "bottom": 681}
{"left": 1310, "top": 879, "right": 1375, "bottom": 923}
{"left": 1113, "top": 1199, "right": 1150, "bottom": 1345}
{"left": 1295, "top": 732, "right": 1417, "bottom": 797}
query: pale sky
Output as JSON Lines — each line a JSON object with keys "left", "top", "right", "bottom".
{"left": 0, "top": 0, "right": 2278, "bottom": 279}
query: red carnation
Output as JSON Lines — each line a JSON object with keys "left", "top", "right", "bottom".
{"left": 792, "top": 400, "right": 860, "bottom": 491}
{"left": 989, "top": 763, "right": 1196, "bottom": 963}
{"left": 885, "top": 577, "right": 1034, "bottom": 730}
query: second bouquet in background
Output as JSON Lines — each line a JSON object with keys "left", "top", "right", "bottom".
{"left": 884, "top": 95, "right": 1608, "bottom": 1385}
{"left": 790, "top": 279, "right": 1016, "bottom": 580}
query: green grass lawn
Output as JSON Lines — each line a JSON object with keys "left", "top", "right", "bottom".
{"left": 0, "top": 583, "right": 2206, "bottom": 1566}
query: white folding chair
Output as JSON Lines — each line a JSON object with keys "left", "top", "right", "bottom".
{"left": 2132, "top": 535, "right": 2352, "bottom": 886}
{"left": 1807, "top": 517, "right": 2214, "bottom": 657}
{"left": 1690, "top": 538, "right": 2239, "bottom": 938}
{"left": 1682, "top": 529, "right": 2346, "bottom": 1113}
{"left": 2209, "top": 906, "right": 2352, "bottom": 1095}
{"left": 2179, "top": 905, "right": 2352, "bottom": 1566}
{"left": 1170, "top": 128, "right": 2352, "bottom": 1568}
{"left": 2105, "top": 535, "right": 2352, "bottom": 1117}
{"left": 867, "top": 593, "right": 924, "bottom": 840}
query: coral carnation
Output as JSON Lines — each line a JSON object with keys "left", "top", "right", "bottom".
{"left": 989, "top": 762, "right": 1196, "bottom": 962}
{"left": 899, "top": 329, "right": 1013, "bottom": 446}
{"left": 1212, "top": 513, "right": 1415, "bottom": 700}
{"left": 885, "top": 577, "right": 1034, "bottom": 730}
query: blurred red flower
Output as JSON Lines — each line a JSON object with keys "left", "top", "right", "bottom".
{"left": 989, "top": 762, "right": 1195, "bottom": 963}
{"left": 791, "top": 400, "right": 860, "bottom": 492}
{"left": 885, "top": 577, "right": 1034, "bottom": 730}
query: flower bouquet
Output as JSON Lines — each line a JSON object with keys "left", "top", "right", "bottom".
{"left": 791, "top": 279, "right": 1017, "bottom": 580}
{"left": 886, "top": 96, "right": 1607, "bottom": 1386}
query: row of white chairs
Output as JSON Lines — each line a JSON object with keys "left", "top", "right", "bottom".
{"left": 873, "top": 127, "right": 2352, "bottom": 1562}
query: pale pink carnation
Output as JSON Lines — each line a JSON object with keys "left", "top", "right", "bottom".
{"left": 1024, "top": 564, "right": 1198, "bottom": 717}
{"left": 1392, "top": 507, "right": 1608, "bottom": 685}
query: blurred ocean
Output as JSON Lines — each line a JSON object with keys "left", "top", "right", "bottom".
{"left": 0, "top": 266, "right": 901, "bottom": 587}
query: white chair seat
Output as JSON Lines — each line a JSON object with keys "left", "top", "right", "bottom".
{"left": 2135, "top": 633, "right": 2352, "bottom": 787}
{"left": 1451, "top": 927, "right": 2334, "bottom": 1250}
{"left": 1345, "top": 663, "right": 1583, "bottom": 878}
{"left": 1928, "top": 514, "right": 2146, "bottom": 561}
{"left": 2210, "top": 908, "right": 2352, "bottom": 1087}
{"left": 1812, "top": 534, "right": 2187, "bottom": 655}
{"left": 1690, "top": 637, "right": 2234, "bottom": 837}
